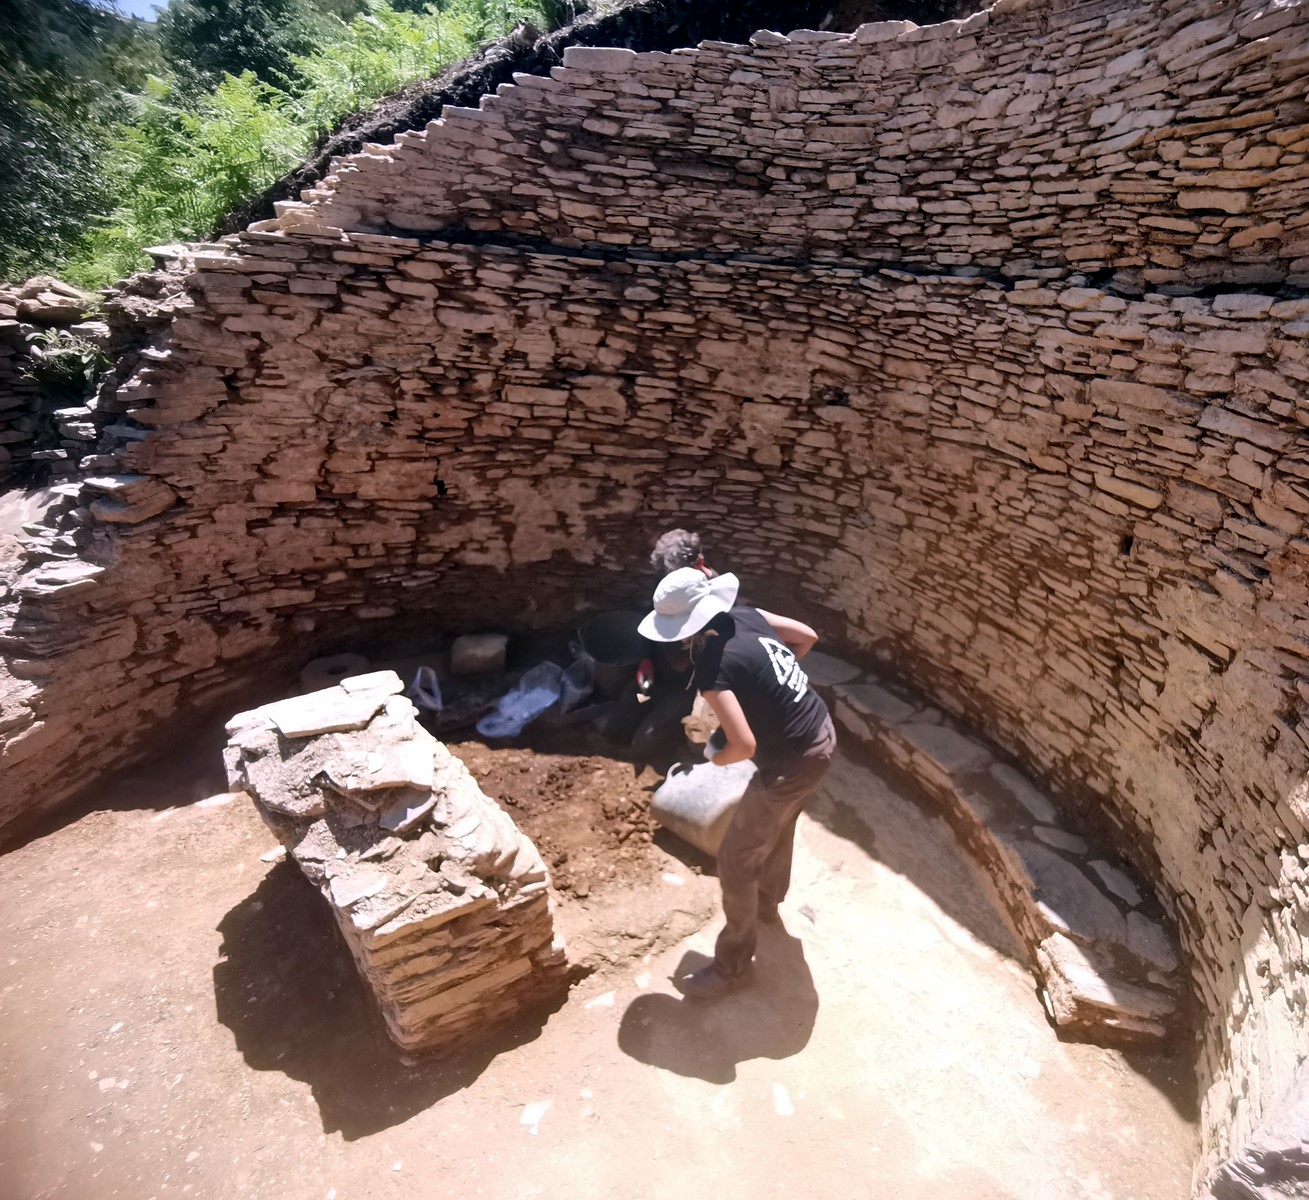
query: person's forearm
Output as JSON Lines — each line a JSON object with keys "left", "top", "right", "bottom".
{"left": 711, "top": 740, "right": 754, "bottom": 766}
{"left": 756, "top": 609, "right": 818, "bottom": 658}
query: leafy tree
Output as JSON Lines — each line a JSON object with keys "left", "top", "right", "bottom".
{"left": 0, "top": 0, "right": 157, "bottom": 282}
{"left": 64, "top": 0, "right": 552, "bottom": 288}
{"left": 156, "top": 0, "right": 326, "bottom": 89}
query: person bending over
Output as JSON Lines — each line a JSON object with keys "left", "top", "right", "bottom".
{"left": 639, "top": 567, "right": 836, "bottom": 998}
{"left": 649, "top": 528, "right": 718, "bottom": 579}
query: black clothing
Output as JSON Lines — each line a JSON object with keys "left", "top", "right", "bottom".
{"left": 691, "top": 606, "right": 829, "bottom": 771}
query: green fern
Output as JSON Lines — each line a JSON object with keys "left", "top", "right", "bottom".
{"left": 294, "top": 3, "right": 483, "bottom": 137}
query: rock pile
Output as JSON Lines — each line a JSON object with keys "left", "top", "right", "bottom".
{"left": 223, "top": 670, "right": 569, "bottom": 1053}
{"left": 0, "top": 277, "right": 101, "bottom": 487}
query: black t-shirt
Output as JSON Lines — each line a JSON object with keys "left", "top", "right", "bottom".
{"left": 692, "top": 606, "right": 829, "bottom": 769}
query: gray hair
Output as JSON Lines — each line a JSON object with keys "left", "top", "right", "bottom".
{"left": 650, "top": 528, "right": 702, "bottom": 574}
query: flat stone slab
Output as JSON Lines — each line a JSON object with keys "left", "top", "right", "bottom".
{"left": 800, "top": 651, "right": 863, "bottom": 688}
{"left": 820, "top": 673, "right": 1183, "bottom": 1049}
{"left": 838, "top": 681, "right": 920, "bottom": 725}
{"left": 898, "top": 721, "right": 992, "bottom": 775}
{"left": 247, "top": 675, "right": 402, "bottom": 739}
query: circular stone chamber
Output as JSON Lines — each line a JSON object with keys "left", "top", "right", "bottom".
{"left": 2, "top": 1, "right": 1309, "bottom": 1192}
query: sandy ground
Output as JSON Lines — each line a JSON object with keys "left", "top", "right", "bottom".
{"left": 0, "top": 733, "right": 1197, "bottom": 1200}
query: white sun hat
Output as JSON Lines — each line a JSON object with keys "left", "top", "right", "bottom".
{"left": 638, "top": 568, "right": 740, "bottom": 643}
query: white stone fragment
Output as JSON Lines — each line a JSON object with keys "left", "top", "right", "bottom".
{"left": 520, "top": 1100, "right": 551, "bottom": 1134}
{"left": 562, "top": 46, "right": 638, "bottom": 71}
{"left": 450, "top": 633, "right": 509, "bottom": 676}
{"left": 257, "top": 688, "right": 393, "bottom": 739}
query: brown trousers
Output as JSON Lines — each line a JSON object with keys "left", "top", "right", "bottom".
{"left": 714, "top": 716, "right": 837, "bottom": 976}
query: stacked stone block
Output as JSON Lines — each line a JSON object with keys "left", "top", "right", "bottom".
{"left": 223, "top": 670, "right": 568, "bottom": 1052}
{"left": 0, "top": 279, "right": 104, "bottom": 487}
{"left": 825, "top": 668, "right": 1183, "bottom": 1048}
{"left": 275, "top": 1, "right": 1309, "bottom": 288}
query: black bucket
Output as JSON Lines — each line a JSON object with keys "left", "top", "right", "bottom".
{"left": 578, "top": 611, "right": 646, "bottom": 699}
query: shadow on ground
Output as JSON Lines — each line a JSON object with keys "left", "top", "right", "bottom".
{"left": 617, "top": 926, "right": 818, "bottom": 1083}
{"left": 213, "top": 861, "right": 565, "bottom": 1139}
{"left": 805, "top": 750, "right": 1200, "bottom": 1121}
{"left": 806, "top": 751, "right": 1023, "bottom": 961}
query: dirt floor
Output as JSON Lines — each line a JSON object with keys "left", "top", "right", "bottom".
{"left": 0, "top": 697, "right": 1199, "bottom": 1200}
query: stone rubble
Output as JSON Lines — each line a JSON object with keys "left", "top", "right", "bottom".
{"left": 0, "top": 279, "right": 98, "bottom": 487}
{"left": 223, "top": 670, "right": 569, "bottom": 1053}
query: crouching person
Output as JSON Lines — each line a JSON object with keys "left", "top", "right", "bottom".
{"left": 639, "top": 567, "right": 836, "bottom": 998}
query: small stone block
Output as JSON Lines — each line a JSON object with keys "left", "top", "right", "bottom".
{"left": 339, "top": 670, "right": 405, "bottom": 696}
{"left": 836, "top": 681, "right": 919, "bottom": 726}
{"left": 898, "top": 722, "right": 992, "bottom": 774}
{"left": 451, "top": 634, "right": 508, "bottom": 676}
{"left": 562, "top": 45, "right": 638, "bottom": 71}
{"left": 854, "top": 19, "right": 917, "bottom": 43}
{"left": 1033, "top": 825, "right": 1089, "bottom": 854}
{"left": 1089, "top": 860, "right": 1143, "bottom": 907}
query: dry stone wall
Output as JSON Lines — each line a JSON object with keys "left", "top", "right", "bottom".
{"left": 0, "top": 279, "right": 105, "bottom": 487}
{"left": 276, "top": 0, "right": 1309, "bottom": 289}
{"left": 1, "top": 0, "right": 1308, "bottom": 1192}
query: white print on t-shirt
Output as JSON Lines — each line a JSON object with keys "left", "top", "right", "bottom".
{"left": 759, "top": 638, "right": 810, "bottom": 702}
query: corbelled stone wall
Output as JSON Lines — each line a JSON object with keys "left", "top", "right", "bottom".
{"left": 276, "top": 0, "right": 1309, "bottom": 288}
{"left": 2, "top": 0, "right": 1308, "bottom": 1191}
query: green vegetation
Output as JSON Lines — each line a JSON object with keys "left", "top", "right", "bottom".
{"left": 157, "top": 0, "right": 327, "bottom": 90}
{"left": 23, "top": 329, "right": 111, "bottom": 398}
{"left": 1, "top": 0, "right": 557, "bottom": 291}
{"left": 0, "top": 0, "right": 161, "bottom": 282}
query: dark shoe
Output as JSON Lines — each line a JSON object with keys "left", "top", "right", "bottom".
{"left": 673, "top": 962, "right": 749, "bottom": 1000}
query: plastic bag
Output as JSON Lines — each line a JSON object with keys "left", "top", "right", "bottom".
{"left": 476, "top": 661, "right": 563, "bottom": 739}
{"left": 406, "top": 665, "right": 444, "bottom": 714}
{"left": 559, "top": 643, "right": 596, "bottom": 714}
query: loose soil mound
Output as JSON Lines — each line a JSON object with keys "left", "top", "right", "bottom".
{"left": 450, "top": 728, "right": 666, "bottom": 899}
